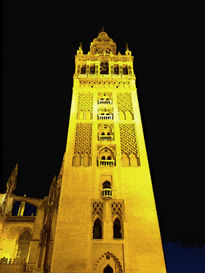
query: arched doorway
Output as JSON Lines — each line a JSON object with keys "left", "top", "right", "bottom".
{"left": 104, "top": 264, "right": 113, "bottom": 273}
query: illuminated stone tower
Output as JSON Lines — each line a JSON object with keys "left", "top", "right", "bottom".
{"left": 51, "top": 30, "right": 167, "bottom": 273}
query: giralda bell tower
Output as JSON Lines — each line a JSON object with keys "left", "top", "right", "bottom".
{"left": 50, "top": 30, "right": 167, "bottom": 273}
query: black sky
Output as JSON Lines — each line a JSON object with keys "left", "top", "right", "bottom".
{"left": 1, "top": 0, "right": 205, "bottom": 252}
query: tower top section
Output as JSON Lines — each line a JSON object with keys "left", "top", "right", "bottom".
{"left": 76, "top": 30, "right": 133, "bottom": 59}
{"left": 89, "top": 30, "right": 117, "bottom": 55}
{"left": 74, "top": 30, "right": 134, "bottom": 80}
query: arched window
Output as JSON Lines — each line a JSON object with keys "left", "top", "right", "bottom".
{"left": 16, "top": 230, "right": 32, "bottom": 261}
{"left": 93, "top": 218, "right": 102, "bottom": 239}
{"left": 90, "top": 64, "right": 95, "bottom": 74}
{"left": 104, "top": 265, "right": 113, "bottom": 273}
{"left": 123, "top": 65, "right": 128, "bottom": 75}
{"left": 102, "top": 181, "right": 111, "bottom": 189}
{"left": 102, "top": 181, "right": 112, "bottom": 198}
{"left": 114, "top": 64, "right": 119, "bottom": 74}
{"left": 81, "top": 65, "right": 86, "bottom": 74}
{"left": 100, "top": 62, "right": 109, "bottom": 74}
{"left": 98, "top": 148, "right": 115, "bottom": 166}
{"left": 113, "top": 218, "right": 122, "bottom": 239}
{"left": 98, "top": 125, "right": 113, "bottom": 141}
{"left": 98, "top": 111, "right": 113, "bottom": 120}
{"left": 98, "top": 93, "right": 112, "bottom": 104}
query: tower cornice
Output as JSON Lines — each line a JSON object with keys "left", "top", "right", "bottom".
{"left": 75, "top": 54, "right": 134, "bottom": 62}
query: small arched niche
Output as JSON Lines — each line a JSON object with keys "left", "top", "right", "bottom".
{"left": 72, "top": 153, "right": 81, "bottom": 167}
{"left": 119, "top": 111, "right": 125, "bottom": 120}
{"left": 77, "top": 111, "right": 84, "bottom": 120}
{"left": 121, "top": 153, "right": 130, "bottom": 167}
{"left": 129, "top": 153, "right": 138, "bottom": 167}
{"left": 83, "top": 152, "right": 90, "bottom": 167}
{"left": 125, "top": 110, "right": 133, "bottom": 121}
{"left": 84, "top": 111, "right": 92, "bottom": 120}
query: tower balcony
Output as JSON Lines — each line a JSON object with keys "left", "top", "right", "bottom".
{"left": 98, "top": 135, "right": 114, "bottom": 141}
{"left": 102, "top": 188, "right": 112, "bottom": 198}
{"left": 97, "top": 159, "right": 115, "bottom": 167}
{"left": 98, "top": 99, "right": 112, "bottom": 104}
{"left": 97, "top": 114, "right": 113, "bottom": 120}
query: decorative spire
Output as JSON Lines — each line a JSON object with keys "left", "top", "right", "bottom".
{"left": 77, "top": 42, "right": 83, "bottom": 55}
{"left": 99, "top": 26, "right": 105, "bottom": 33}
{"left": 6, "top": 163, "right": 18, "bottom": 194}
{"left": 89, "top": 30, "right": 116, "bottom": 55}
{"left": 48, "top": 175, "right": 57, "bottom": 205}
{"left": 57, "top": 153, "right": 65, "bottom": 186}
{"left": 125, "top": 42, "right": 132, "bottom": 56}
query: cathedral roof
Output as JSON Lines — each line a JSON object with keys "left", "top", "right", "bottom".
{"left": 89, "top": 30, "right": 117, "bottom": 55}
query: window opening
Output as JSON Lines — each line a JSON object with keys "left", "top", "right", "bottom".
{"left": 102, "top": 181, "right": 112, "bottom": 198}
{"left": 93, "top": 218, "right": 102, "bottom": 239}
{"left": 113, "top": 218, "right": 122, "bottom": 239}
{"left": 98, "top": 148, "right": 115, "bottom": 166}
{"left": 123, "top": 65, "right": 128, "bottom": 75}
{"left": 103, "top": 181, "right": 111, "bottom": 188}
{"left": 81, "top": 65, "right": 86, "bottom": 74}
{"left": 90, "top": 65, "right": 95, "bottom": 74}
{"left": 100, "top": 62, "right": 109, "bottom": 74}
{"left": 98, "top": 125, "right": 113, "bottom": 141}
{"left": 104, "top": 265, "right": 113, "bottom": 273}
{"left": 114, "top": 65, "right": 119, "bottom": 74}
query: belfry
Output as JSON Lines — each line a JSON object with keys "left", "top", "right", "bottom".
{"left": 50, "top": 30, "right": 167, "bottom": 273}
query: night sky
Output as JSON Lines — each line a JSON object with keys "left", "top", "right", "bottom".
{"left": 2, "top": 1, "right": 205, "bottom": 272}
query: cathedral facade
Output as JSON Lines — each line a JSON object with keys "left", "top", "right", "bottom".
{"left": 0, "top": 30, "right": 167, "bottom": 273}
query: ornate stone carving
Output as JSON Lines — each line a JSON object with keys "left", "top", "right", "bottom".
{"left": 92, "top": 201, "right": 104, "bottom": 220}
{"left": 111, "top": 200, "right": 124, "bottom": 220}
{"left": 94, "top": 251, "right": 123, "bottom": 273}
{"left": 89, "top": 31, "right": 117, "bottom": 55}
{"left": 77, "top": 93, "right": 93, "bottom": 120}
{"left": 79, "top": 79, "right": 130, "bottom": 88}
{"left": 117, "top": 92, "right": 133, "bottom": 120}
{"left": 119, "top": 123, "right": 139, "bottom": 157}
{"left": 74, "top": 123, "right": 92, "bottom": 154}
